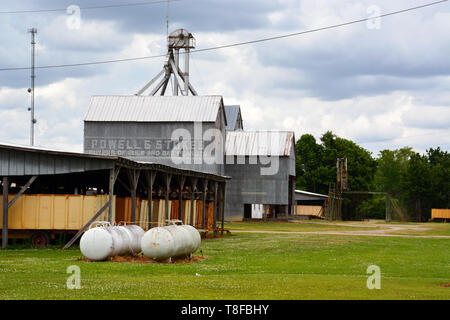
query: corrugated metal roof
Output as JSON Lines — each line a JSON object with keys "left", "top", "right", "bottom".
{"left": 0, "top": 141, "right": 110, "bottom": 159}
{"left": 0, "top": 142, "right": 229, "bottom": 180}
{"left": 225, "top": 131, "right": 295, "bottom": 156}
{"left": 84, "top": 95, "right": 223, "bottom": 122}
{"left": 224, "top": 105, "right": 241, "bottom": 130}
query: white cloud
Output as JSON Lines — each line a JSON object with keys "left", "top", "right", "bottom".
{"left": 402, "top": 105, "right": 450, "bottom": 129}
{"left": 0, "top": 0, "right": 448, "bottom": 157}
{"left": 41, "top": 16, "right": 127, "bottom": 51}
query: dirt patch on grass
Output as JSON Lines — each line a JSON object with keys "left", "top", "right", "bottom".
{"left": 438, "top": 283, "right": 450, "bottom": 287}
{"left": 78, "top": 255, "right": 207, "bottom": 264}
{"left": 111, "top": 255, "right": 155, "bottom": 264}
{"left": 171, "top": 255, "right": 207, "bottom": 264}
{"left": 202, "top": 233, "right": 230, "bottom": 239}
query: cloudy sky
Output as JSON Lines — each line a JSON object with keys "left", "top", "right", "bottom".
{"left": 0, "top": 0, "right": 449, "bottom": 157}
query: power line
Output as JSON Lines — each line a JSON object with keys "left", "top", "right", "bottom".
{"left": 0, "top": 54, "right": 168, "bottom": 71}
{"left": 192, "top": 0, "right": 448, "bottom": 53}
{"left": 0, "top": 0, "right": 447, "bottom": 71}
{"left": 0, "top": 0, "right": 182, "bottom": 14}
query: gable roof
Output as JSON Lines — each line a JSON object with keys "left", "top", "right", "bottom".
{"left": 225, "top": 131, "right": 295, "bottom": 157}
{"left": 84, "top": 95, "right": 224, "bottom": 122}
{"left": 224, "top": 105, "right": 242, "bottom": 131}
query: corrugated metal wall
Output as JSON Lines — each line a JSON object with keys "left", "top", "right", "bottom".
{"left": 224, "top": 155, "right": 295, "bottom": 220}
{"left": 223, "top": 136, "right": 296, "bottom": 220}
{"left": 0, "top": 148, "right": 113, "bottom": 176}
{"left": 84, "top": 121, "right": 225, "bottom": 176}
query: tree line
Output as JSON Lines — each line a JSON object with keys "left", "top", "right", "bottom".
{"left": 295, "top": 131, "right": 449, "bottom": 221}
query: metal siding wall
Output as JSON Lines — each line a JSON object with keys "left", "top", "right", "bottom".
{"left": 54, "top": 157, "right": 70, "bottom": 174}
{"left": 84, "top": 121, "right": 225, "bottom": 176}
{"left": 0, "top": 148, "right": 113, "bottom": 176}
{"left": 24, "top": 152, "right": 39, "bottom": 175}
{"left": 9, "top": 150, "right": 25, "bottom": 176}
{"left": 224, "top": 156, "right": 290, "bottom": 219}
{"left": 69, "top": 157, "right": 84, "bottom": 173}
{"left": 84, "top": 158, "right": 99, "bottom": 172}
{"left": 0, "top": 150, "right": 8, "bottom": 175}
{"left": 40, "top": 154, "right": 55, "bottom": 175}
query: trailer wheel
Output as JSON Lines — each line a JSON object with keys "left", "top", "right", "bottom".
{"left": 30, "top": 231, "right": 50, "bottom": 247}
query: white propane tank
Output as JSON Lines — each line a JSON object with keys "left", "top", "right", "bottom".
{"left": 140, "top": 227, "right": 176, "bottom": 261}
{"left": 180, "top": 224, "right": 201, "bottom": 253}
{"left": 122, "top": 225, "right": 145, "bottom": 254}
{"left": 80, "top": 227, "right": 114, "bottom": 261}
{"left": 164, "top": 225, "right": 194, "bottom": 258}
{"left": 109, "top": 226, "right": 128, "bottom": 256}
{"left": 141, "top": 224, "right": 202, "bottom": 261}
{"left": 80, "top": 223, "right": 146, "bottom": 261}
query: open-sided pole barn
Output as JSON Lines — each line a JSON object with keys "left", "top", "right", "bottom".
{"left": 0, "top": 143, "right": 227, "bottom": 248}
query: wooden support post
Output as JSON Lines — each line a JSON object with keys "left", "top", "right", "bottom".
{"left": 130, "top": 179, "right": 137, "bottom": 223}
{"left": 179, "top": 175, "right": 186, "bottom": 221}
{"left": 165, "top": 173, "right": 172, "bottom": 223}
{"left": 146, "top": 171, "right": 156, "bottom": 229}
{"left": 128, "top": 169, "right": 140, "bottom": 224}
{"left": 2, "top": 177, "right": 9, "bottom": 249}
{"left": 201, "top": 179, "right": 208, "bottom": 230}
{"left": 221, "top": 182, "right": 226, "bottom": 235}
{"left": 213, "top": 181, "right": 218, "bottom": 238}
{"left": 108, "top": 169, "right": 114, "bottom": 223}
{"left": 190, "top": 178, "right": 197, "bottom": 226}
{"left": 108, "top": 167, "right": 120, "bottom": 223}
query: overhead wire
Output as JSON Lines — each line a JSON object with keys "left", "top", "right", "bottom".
{"left": 0, "top": 0, "right": 183, "bottom": 14}
{"left": 0, "top": 0, "right": 447, "bottom": 71}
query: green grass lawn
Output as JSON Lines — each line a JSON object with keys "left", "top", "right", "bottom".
{"left": 390, "top": 223, "right": 450, "bottom": 237}
{"left": 0, "top": 225, "right": 449, "bottom": 300}
{"left": 225, "top": 221, "right": 379, "bottom": 232}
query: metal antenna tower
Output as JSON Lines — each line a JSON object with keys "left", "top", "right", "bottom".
{"left": 28, "top": 28, "right": 37, "bottom": 146}
{"left": 136, "top": 29, "right": 197, "bottom": 96}
{"left": 166, "top": 0, "right": 170, "bottom": 41}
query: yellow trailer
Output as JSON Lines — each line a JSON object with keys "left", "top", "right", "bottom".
{"left": 0, "top": 194, "right": 114, "bottom": 246}
{"left": 431, "top": 208, "right": 450, "bottom": 220}
{"left": 1, "top": 193, "right": 215, "bottom": 246}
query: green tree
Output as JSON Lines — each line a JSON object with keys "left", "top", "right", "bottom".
{"left": 373, "top": 147, "right": 449, "bottom": 222}
{"left": 295, "top": 134, "right": 324, "bottom": 193}
{"left": 320, "top": 131, "right": 377, "bottom": 192}
{"left": 401, "top": 152, "right": 431, "bottom": 222}
{"left": 295, "top": 131, "right": 377, "bottom": 194}
{"left": 374, "top": 147, "right": 413, "bottom": 198}
{"left": 427, "top": 147, "right": 450, "bottom": 211}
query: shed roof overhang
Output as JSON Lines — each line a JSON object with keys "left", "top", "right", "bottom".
{"left": 295, "top": 189, "right": 328, "bottom": 201}
{"left": 0, "top": 143, "right": 228, "bottom": 182}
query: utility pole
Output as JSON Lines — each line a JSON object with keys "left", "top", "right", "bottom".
{"left": 28, "top": 28, "right": 37, "bottom": 146}
{"left": 166, "top": 0, "right": 170, "bottom": 41}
